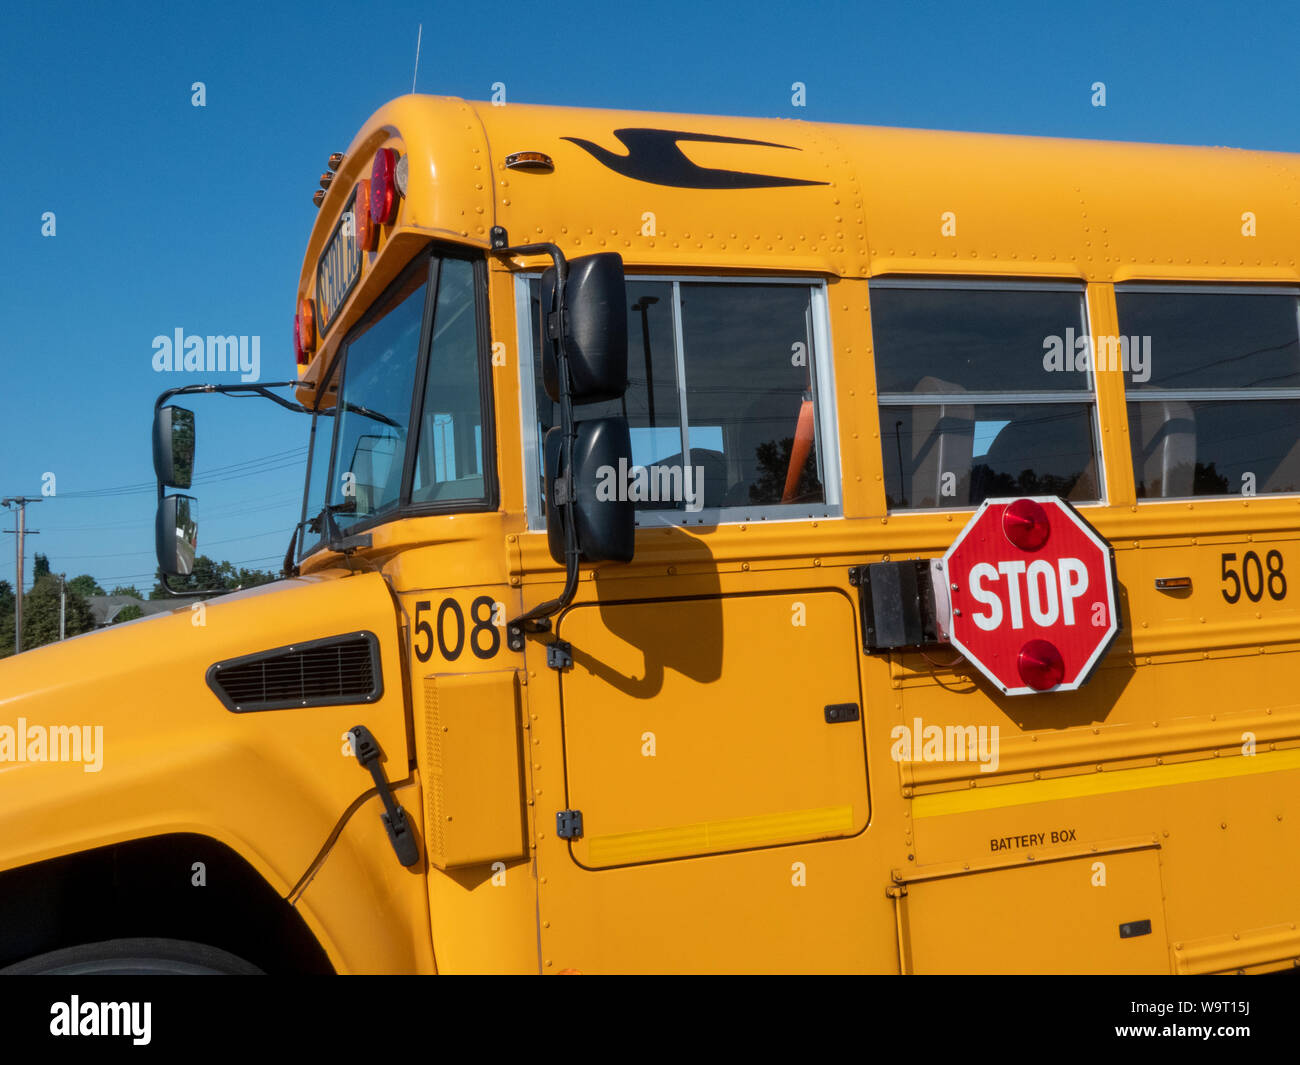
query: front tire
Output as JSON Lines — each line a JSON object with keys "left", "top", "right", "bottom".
{"left": 0, "top": 937, "right": 264, "bottom": 974}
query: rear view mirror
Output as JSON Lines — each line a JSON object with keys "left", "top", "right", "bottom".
{"left": 544, "top": 419, "right": 634, "bottom": 564}
{"left": 156, "top": 494, "right": 198, "bottom": 577}
{"left": 541, "top": 253, "right": 628, "bottom": 404}
{"left": 153, "top": 405, "right": 196, "bottom": 489}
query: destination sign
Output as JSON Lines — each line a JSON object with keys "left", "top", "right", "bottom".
{"left": 315, "top": 204, "right": 361, "bottom": 335}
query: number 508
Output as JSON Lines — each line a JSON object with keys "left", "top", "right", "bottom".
{"left": 1220, "top": 550, "right": 1286, "bottom": 604}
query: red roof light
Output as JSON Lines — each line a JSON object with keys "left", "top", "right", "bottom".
{"left": 370, "top": 148, "right": 399, "bottom": 227}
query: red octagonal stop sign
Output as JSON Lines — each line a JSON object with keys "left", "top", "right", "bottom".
{"left": 940, "top": 496, "right": 1121, "bottom": 695}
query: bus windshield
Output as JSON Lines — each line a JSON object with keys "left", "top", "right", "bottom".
{"left": 299, "top": 252, "right": 489, "bottom": 556}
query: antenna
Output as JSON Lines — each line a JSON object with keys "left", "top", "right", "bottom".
{"left": 411, "top": 23, "right": 422, "bottom": 94}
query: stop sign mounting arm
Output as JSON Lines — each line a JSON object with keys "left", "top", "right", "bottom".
{"left": 849, "top": 559, "right": 954, "bottom": 653}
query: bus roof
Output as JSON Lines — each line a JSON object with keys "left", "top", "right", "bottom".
{"left": 296, "top": 93, "right": 1300, "bottom": 382}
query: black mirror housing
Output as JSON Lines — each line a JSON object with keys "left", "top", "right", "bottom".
{"left": 156, "top": 494, "right": 198, "bottom": 577}
{"left": 541, "top": 253, "right": 628, "bottom": 404}
{"left": 153, "top": 405, "right": 196, "bottom": 489}
{"left": 544, "top": 419, "right": 634, "bottom": 565}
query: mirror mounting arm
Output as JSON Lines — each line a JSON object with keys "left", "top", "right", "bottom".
{"left": 153, "top": 381, "right": 312, "bottom": 598}
{"left": 153, "top": 381, "right": 314, "bottom": 418}
{"left": 490, "top": 232, "right": 582, "bottom": 649}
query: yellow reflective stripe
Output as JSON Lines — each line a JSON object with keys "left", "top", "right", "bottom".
{"left": 913, "top": 746, "right": 1300, "bottom": 819}
{"left": 586, "top": 805, "right": 855, "bottom": 865}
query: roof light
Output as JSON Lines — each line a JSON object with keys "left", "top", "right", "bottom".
{"left": 298, "top": 298, "right": 315, "bottom": 359}
{"left": 327, "top": 152, "right": 344, "bottom": 172}
{"left": 1002, "top": 498, "right": 1050, "bottom": 552}
{"left": 506, "top": 151, "right": 555, "bottom": 172}
{"left": 370, "top": 148, "right": 399, "bottom": 226}
{"left": 293, "top": 313, "right": 304, "bottom": 366}
{"left": 319, "top": 172, "right": 334, "bottom": 190}
{"left": 312, "top": 189, "right": 325, "bottom": 208}
{"left": 395, "top": 154, "right": 409, "bottom": 197}
{"left": 355, "top": 179, "right": 377, "bottom": 252}
{"left": 1018, "top": 639, "right": 1065, "bottom": 691}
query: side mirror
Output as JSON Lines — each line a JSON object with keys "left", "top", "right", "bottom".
{"left": 541, "top": 253, "right": 628, "bottom": 404}
{"left": 544, "top": 419, "right": 634, "bottom": 564}
{"left": 153, "top": 405, "right": 196, "bottom": 488}
{"left": 155, "top": 494, "right": 199, "bottom": 577}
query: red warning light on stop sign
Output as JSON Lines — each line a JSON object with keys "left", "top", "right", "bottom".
{"left": 941, "top": 496, "right": 1121, "bottom": 695}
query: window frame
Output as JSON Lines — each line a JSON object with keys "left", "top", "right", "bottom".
{"left": 870, "top": 275, "right": 1106, "bottom": 512}
{"left": 297, "top": 243, "right": 498, "bottom": 561}
{"left": 514, "top": 273, "right": 843, "bottom": 531}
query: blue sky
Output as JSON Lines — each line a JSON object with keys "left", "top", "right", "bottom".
{"left": 2, "top": 0, "right": 1298, "bottom": 592}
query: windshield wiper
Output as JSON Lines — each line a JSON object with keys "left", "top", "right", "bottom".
{"left": 281, "top": 523, "right": 299, "bottom": 578}
{"left": 341, "top": 401, "right": 400, "bottom": 428}
{"left": 301, "top": 500, "right": 373, "bottom": 556}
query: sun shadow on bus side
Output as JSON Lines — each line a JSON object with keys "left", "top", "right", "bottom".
{"left": 998, "top": 577, "right": 1137, "bottom": 731}
{"left": 560, "top": 527, "right": 724, "bottom": 699}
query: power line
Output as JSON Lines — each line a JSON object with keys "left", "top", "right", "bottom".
{"left": 46, "top": 526, "right": 293, "bottom": 562}
{"left": 54, "top": 449, "right": 306, "bottom": 500}
{"left": 38, "top": 495, "right": 301, "bottom": 534}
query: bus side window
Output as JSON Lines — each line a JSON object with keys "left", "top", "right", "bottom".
{"left": 870, "top": 280, "right": 1100, "bottom": 510}
{"left": 677, "top": 283, "right": 824, "bottom": 511}
{"left": 528, "top": 277, "right": 838, "bottom": 523}
{"left": 1117, "top": 286, "right": 1300, "bottom": 499}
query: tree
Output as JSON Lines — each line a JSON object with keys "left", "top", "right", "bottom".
{"left": 750, "top": 436, "right": 823, "bottom": 505}
{"left": 0, "top": 580, "right": 13, "bottom": 659}
{"left": 32, "top": 553, "right": 51, "bottom": 581}
{"left": 20, "top": 574, "right": 94, "bottom": 651}
{"left": 150, "top": 557, "right": 279, "bottom": 599}
{"left": 113, "top": 604, "right": 145, "bottom": 623}
{"left": 68, "top": 574, "right": 105, "bottom": 597}
{"left": 109, "top": 585, "right": 145, "bottom": 599}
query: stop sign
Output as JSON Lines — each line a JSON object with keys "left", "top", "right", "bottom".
{"left": 940, "top": 496, "right": 1120, "bottom": 695}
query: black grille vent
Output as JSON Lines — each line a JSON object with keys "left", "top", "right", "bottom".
{"left": 207, "top": 632, "right": 382, "bottom": 713}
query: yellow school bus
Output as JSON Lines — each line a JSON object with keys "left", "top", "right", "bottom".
{"left": 3, "top": 94, "right": 1300, "bottom": 975}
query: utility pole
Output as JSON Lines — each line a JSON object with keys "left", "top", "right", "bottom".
{"left": 59, "top": 574, "right": 66, "bottom": 641}
{"left": 1, "top": 497, "right": 42, "bottom": 655}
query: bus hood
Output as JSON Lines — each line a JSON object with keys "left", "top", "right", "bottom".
{"left": 0, "top": 571, "right": 412, "bottom": 891}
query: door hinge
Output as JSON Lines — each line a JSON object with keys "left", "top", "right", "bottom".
{"left": 350, "top": 724, "right": 420, "bottom": 868}
{"left": 556, "top": 809, "right": 584, "bottom": 839}
{"left": 547, "top": 639, "right": 573, "bottom": 671}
